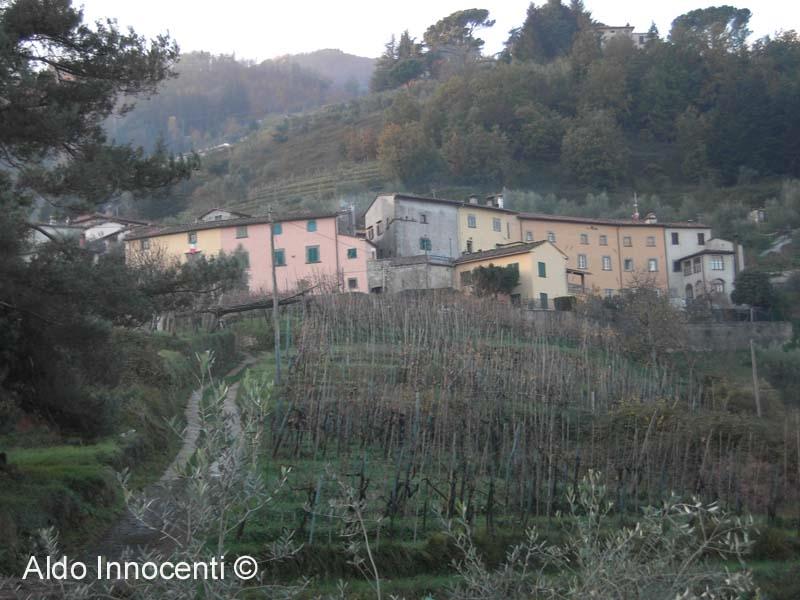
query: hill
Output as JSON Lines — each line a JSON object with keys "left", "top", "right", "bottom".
{"left": 105, "top": 49, "right": 375, "bottom": 155}
{"left": 275, "top": 48, "right": 375, "bottom": 93}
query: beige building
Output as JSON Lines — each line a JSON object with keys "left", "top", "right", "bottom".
{"left": 516, "top": 213, "right": 708, "bottom": 298}
{"left": 453, "top": 241, "right": 568, "bottom": 309}
{"left": 457, "top": 195, "right": 518, "bottom": 254}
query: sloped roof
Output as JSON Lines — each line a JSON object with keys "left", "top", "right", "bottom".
{"left": 196, "top": 207, "right": 252, "bottom": 220}
{"left": 454, "top": 241, "right": 555, "bottom": 265}
{"left": 125, "top": 211, "right": 339, "bottom": 241}
{"left": 518, "top": 212, "right": 709, "bottom": 229}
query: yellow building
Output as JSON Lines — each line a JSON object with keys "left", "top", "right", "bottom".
{"left": 457, "top": 197, "right": 517, "bottom": 255}
{"left": 453, "top": 241, "right": 568, "bottom": 309}
{"left": 125, "top": 223, "right": 224, "bottom": 263}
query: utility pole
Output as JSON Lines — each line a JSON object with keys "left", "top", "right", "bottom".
{"left": 268, "top": 207, "right": 281, "bottom": 386}
{"left": 750, "top": 339, "right": 762, "bottom": 418}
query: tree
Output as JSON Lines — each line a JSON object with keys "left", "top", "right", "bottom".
{"left": 561, "top": 110, "right": 628, "bottom": 186}
{"left": 423, "top": 8, "right": 495, "bottom": 79}
{"left": 0, "top": 0, "right": 210, "bottom": 435}
{"left": 731, "top": 270, "right": 777, "bottom": 308}
{"left": 377, "top": 122, "right": 440, "bottom": 184}
{"left": 471, "top": 263, "right": 520, "bottom": 297}
{"left": 441, "top": 124, "right": 510, "bottom": 184}
{"left": 669, "top": 6, "right": 752, "bottom": 54}
{"left": 506, "top": 0, "right": 583, "bottom": 63}
{"left": 370, "top": 31, "right": 426, "bottom": 92}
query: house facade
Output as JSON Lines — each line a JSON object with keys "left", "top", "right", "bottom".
{"left": 676, "top": 238, "right": 743, "bottom": 308}
{"left": 364, "top": 193, "right": 461, "bottom": 259}
{"left": 458, "top": 195, "right": 518, "bottom": 254}
{"left": 453, "top": 241, "right": 568, "bottom": 309}
{"left": 125, "top": 211, "right": 373, "bottom": 295}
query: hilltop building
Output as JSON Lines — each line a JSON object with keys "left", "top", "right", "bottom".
{"left": 595, "top": 24, "right": 650, "bottom": 49}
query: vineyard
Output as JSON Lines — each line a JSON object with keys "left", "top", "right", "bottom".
{"left": 236, "top": 294, "right": 800, "bottom": 587}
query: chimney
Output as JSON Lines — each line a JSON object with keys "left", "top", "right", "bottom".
{"left": 631, "top": 193, "right": 640, "bottom": 221}
{"left": 496, "top": 193, "right": 504, "bottom": 208}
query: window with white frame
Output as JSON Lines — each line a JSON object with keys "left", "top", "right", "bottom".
{"left": 693, "top": 257, "right": 701, "bottom": 273}
{"left": 525, "top": 230, "right": 533, "bottom": 242}
{"left": 712, "top": 279, "right": 725, "bottom": 293}
{"left": 646, "top": 236, "right": 656, "bottom": 247}
{"left": 467, "top": 214, "right": 477, "bottom": 228}
{"left": 599, "top": 234, "right": 608, "bottom": 246}
{"left": 624, "top": 258, "right": 634, "bottom": 271}
{"left": 578, "top": 254, "right": 587, "bottom": 269}
{"left": 547, "top": 231, "right": 556, "bottom": 243}
{"left": 648, "top": 258, "right": 658, "bottom": 272}
{"left": 492, "top": 217, "right": 501, "bottom": 232}
{"left": 683, "top": 261, "right": 692, "bottom": 276}
{"left": 580, "top": 233, "right": 589, "bottom": 245}
{"left": 602, "top": 256, "right": 612, "bottom": 271}
{"left": 623, "top": 236, "right": 632, "bottom": 247}
{"left": 711, "top": 255, "right": 724, "bottom": 270}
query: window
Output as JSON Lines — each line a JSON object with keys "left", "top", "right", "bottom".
{"left": 376, "top": 221, "right": 383, "bottom": 235}
{"left": 525, "top": 230, "right": 533, "bottom": 242}
{"left": 140, "top": 239, "right": 150, "bottom": 251}
{"left": 685, "top": 284, "right": 694, "bottom": 300}
{"left": 648, "top": 258, "right": 658, "bottom": 272}
{"left": 467, "top": 214, "right": 477, "bottom": 228}
{"left": 274, "top": 249, "right": 286, "bottom": 266}
{"left": 492, "top": 217, "right": 501, "bottom": 232}
{"left": 214, "top": 214, "right": 223, "bottom": 221}
{"left": 420, "top": 213, "right": 428, "bottom": 224}
{"left": 367, "top": 226, "right": 374, "bottom": 240}
{"left": 539, "top": 292, "right": 549, "bottom": 309}
{"left": 347, "top": 277, "right": 359, "bottom": 290}
{"left": 460, "top": 271, "right": 473, "bottom": 286}
{"left": 671, "top": 232, "right": 679, "bottom": 245}
{"left": 693, "top": 257, "right": 701, "bottom": 273}
{"left": 235, "top": 225, "right": 247, "bottom": 239}
{"left": 697, "top": 232, "right": 705, "bottom": 245}
{"left": 420, "top": 237, "right": 432, "bottom": 251}
{"left": 646, "top": 236, "right": 656, "bottom": 247}
{"left": 683, "top": 261, "right": 692, "bottom": 276}
{"left": 712, "top": 279, "right": 725, "bottom": 294}
{"left": 273, "top": 223, "right": 282, "bottom": 235}
{"left": 580, "top": 233, "right": 589, "bottom": 245}
{"left": 538, "top": 261, "right": 547, "bottom": 278}
{"left": 599, "top": 235, "right": 608, "bottom": 246}
{"left": 307, "top": 220, "right": 317, "bottom": 232}
{"left": 306, "top": 245, "right": 320, "bottom": 263}
{"left": 578, "top": 254, "right": 588, "bottom": 269}
{"left": 624, "top": 258, "right": 634, "bottom": 271}
{"left": 188, "top": 232, "right": 197, "bottom": 244}
{"left": 673, "top": 260, "right": 682, "bottom": 273}
{"left": 547, "top": 231, "right": 555, "bottom": 243}
{"left": 623, "top": 236, "right": 632, "bottom": 247}
{"left": 466, "top": 239, "right": 473, "bottom": 253}
{"left": 602, "top": 256, "right": 612, "bottom": 271}
{"left": 347, "top": 248, "right": 357, "bottom": 259}
{"left": 711, "top": 255, "right": 724, "bottom": 270}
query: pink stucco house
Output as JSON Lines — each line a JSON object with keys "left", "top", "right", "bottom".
{"left": 219, "top": 211, "right": 374, "bottom": 295}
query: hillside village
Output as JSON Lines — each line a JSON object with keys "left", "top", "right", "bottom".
{"left": 4, "top": 1, "right": 800, "bottom": 599}
{"left": 42, "top": 192, "right": 745, "bottom": 314}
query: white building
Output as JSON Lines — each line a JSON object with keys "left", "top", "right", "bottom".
{"left": 676, "top": 238, "right": 744, "bottom": 308}
{"left": 663, "top": 224, "right": 713, "bottom": 300}
{"left": 595, "top": 25, "right": 650, "bottom": 49}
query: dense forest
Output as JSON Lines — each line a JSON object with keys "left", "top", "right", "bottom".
{"left": 106, "top": 50, "right": 374, "bottom": 153}
{"left": 369, "top": 3, "right": 800, "bottom": 189}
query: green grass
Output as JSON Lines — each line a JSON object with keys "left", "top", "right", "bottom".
{"left": 0, "top": 440, "right": 123, "bottom": 573}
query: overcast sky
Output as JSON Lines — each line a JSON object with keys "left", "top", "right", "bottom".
{"left": 78, "top": 1, "right": 797, "bottom": 61}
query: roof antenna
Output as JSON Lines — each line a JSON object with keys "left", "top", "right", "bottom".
{"left": 632, "top": 192, "right": 640, "bottom": 221}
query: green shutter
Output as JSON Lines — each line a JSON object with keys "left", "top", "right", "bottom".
{"left": 538, "top": 262, "right": 546, "bottom": 277}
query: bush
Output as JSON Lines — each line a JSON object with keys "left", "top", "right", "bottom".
{"left": 758, "top": 348, "right": 800, "bottom": 408}
{"left": 751, "top": 527, "right": 795, "bottom": 561}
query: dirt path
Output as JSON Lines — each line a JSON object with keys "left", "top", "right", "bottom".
{"left": 88, "top": 354, "right": 257, "bottom": 560}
